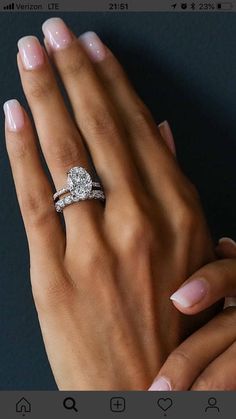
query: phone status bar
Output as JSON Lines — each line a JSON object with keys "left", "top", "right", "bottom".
{"left": 0, "top": 0, "right": 235, "bottom": 12}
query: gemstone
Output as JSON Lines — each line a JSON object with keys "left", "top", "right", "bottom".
{"left": 58, "top": 199, "right": 65, "bottom": 208}
{"left": 64, "top": 196, "right": 72, "bottom": 205}
{"left": 67, "top": 167, "right": 92, "bottom": 200}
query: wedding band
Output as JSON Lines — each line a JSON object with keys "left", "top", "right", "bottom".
{"left": 54, "top": 166, "right": 105, "bottom": 212}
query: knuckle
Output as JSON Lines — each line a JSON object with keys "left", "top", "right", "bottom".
{"left": 132, "top": 106, "right": 153, "bottom": 130}
{"left": 48, "top": 133, "right": 82, "bottom": 169}
{"left": 104, "top": 57, "right": 126, "bottom": 83}
{"left": 120, "top": 210, "right": 156, "bottom": 254}
{"left": 82, "top": 106, "right": 119, "bottom": 137}
{"left": 7, "top": 133, "right": 28, "bottom": 159}
{"left": 19, "top": 189, "right": 54, "bottom": 226}
{"left": 173, "top": 203, "right": 199, "bottom": 232}
{"left": 168, "top": 349, "right": 192, "bottom": 369}
{"left": 70, "top": 241, "right": 109, "bottom": 276}
{"left": 26, "top": 74, "right": 54, "bottom": 100}
{"left": 59, "top": 52, "right": 89, "bottom": 78}
{"left": 133, "top": 105, "right": 150, "bottom": 122}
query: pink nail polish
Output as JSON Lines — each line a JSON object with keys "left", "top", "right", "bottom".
{"left": 18, "top": 36, "right": 44, "bottom": 70}
{"left": 170, "top": 278, "right": 208, "bottom": 308}
{"left": 42, "top": 17, "right": 72, "bottom": 50}
{"left": 3, "top": 100, "right": 24, "bottom": 132}
{"left": 149, "top": 377, "right": 171, "bottom": 391}
{"left": 79, "top": 31, "right": 107, "bottom": 62}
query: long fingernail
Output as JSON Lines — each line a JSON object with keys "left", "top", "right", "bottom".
{"left": 42, "top": 17, "right": 72, "bottom": 50}
{"left": 218, "top": 237, "right": 236, "bottom": 247}
{"left": 170, "top": 278, "right": 208, "bottom": 308}
{"left": 79, "top": 31, "right": 107, "bottom": 62}
{"left": 18, "top": 36, "right": 44, "bottom": 70}
{"left": 149, "top": 377, "right": 171, "bottom": 391}
{"left": 3, "top": 99, "right": 24, "bottom": 132}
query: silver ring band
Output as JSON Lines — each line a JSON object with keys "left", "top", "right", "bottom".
{"left": 55, "top": 190, "right": 105, "bottom": 212}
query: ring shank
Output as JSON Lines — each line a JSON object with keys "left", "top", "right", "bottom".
{"left": 55, "top": 189, "right": 105, "bottom": 212}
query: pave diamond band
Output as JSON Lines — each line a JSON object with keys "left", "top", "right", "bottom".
{"left": 54, "top": 166, "right": 105, "bottom": 212}
{"left": 55, "top": 190, "right": 105, "bottom": 212}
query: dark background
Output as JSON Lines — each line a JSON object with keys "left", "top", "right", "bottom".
{"left": 0, "top": 12, "right": 235, "bottom": 390}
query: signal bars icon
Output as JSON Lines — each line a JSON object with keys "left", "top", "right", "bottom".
{"left": 3, "top": 2, "right": 15, "bottom": 9}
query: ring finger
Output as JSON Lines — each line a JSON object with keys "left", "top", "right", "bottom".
{"left": 42, "top": 18, "right": 143, "bottom": 200}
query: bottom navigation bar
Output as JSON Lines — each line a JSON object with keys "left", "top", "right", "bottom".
{"left": 1, "top": 391, "right": 235, "bottom": 418}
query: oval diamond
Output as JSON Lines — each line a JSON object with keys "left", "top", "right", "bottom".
{"left": 67, "top": 167, "right": 92, "bottom": 200}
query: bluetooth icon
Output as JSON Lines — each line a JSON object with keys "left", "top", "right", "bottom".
{"left": 191, "top": 2, "right": 196, "bottom": 9}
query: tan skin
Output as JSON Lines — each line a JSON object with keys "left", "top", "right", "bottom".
{"left": 152, "top": 238, "right": 236, "bottom": 390}
{"left": 5, "top": 19, "right": 220, "bottom": 390}
{"left": 152, "top": 127, "right": 236, "bottom": 390}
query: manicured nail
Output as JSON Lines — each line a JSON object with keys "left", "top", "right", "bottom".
{"left": 42, "top": 17, "right": 72, "bottom": 50}
{"left": 149, "top": 377, "right": 171, "bottom": 391}
{"left": 158, "top": 120, "right": 176, "bottom": 156}
{"left": 218, "top": 237, "right": 236, "bottom": 247}
{"left": 170, "top": 278, "right": 208, "bottom": 308}
{"left": 18, "top": 36, "right": 44, "bottom": 70}
{"left": 79, "top": 31, "right": 107, "bottom": 62}
{"left": 3, "top": 99, "right": 24, "bottom": 132}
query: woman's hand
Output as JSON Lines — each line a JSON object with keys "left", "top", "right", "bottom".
{"left": 4, "top": 18, "right": 218, "bottom": 390}
{"left": 149, "top": 238, "right": 236, "bottom": 390}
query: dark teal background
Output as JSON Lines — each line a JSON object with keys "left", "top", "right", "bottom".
{"left": 0, "top": 12, "right": 235, "bottom": 389}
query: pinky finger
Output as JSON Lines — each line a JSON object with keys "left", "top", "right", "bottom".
{"left": 4, "top": 99, "right": 64, "bottom": 264}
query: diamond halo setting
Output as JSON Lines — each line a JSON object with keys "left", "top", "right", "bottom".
{"left": 53, "top": 166, "right": 105, "bottom": 212}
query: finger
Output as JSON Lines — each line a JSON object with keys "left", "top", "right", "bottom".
{"left": 148, "top": 307, "right": 236, "bottom": 391}
{"left": 158, "top": 121, "right": 176, "bottom": 156}
{"left": 216, "top": 237, "right": 236, "bottom": 258}
{"left": 216, "top": 237, "right": 236, "bottom": 308}
{"left": 191, "top": 340, "right": 236, "bottom": 390}
{"left": 4, "top": 99, "right": 64, "bottom": 265}
{"left": 43, "top": 19, "right": 140, "bottom": 195}
{"left": 169, "top": 256, "right": 236, "bottom": 314}
{"left": 17, "top": 35, "right": 102, "bottom": 233}
{"left": 78, "top": 31, "right": 184, "bottom": 204}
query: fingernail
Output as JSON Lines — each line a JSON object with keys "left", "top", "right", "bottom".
{"left": 149, "top": 377, "right": 171, "bottom": 391}
{"left": 218, "top": 237, "right": 236, "bottom": 247}
{"left": 158, "top": 120, "right": 176, "bottom": 156}
{"left": 18, "top": 36, "right": 44, "bottom": 70}
{"left": 79, "top": 31, "right": 107, "bottom": 62}
{"left": 170, "top": 278, "right": 208, "bottom": 308}
{"left": 42, "top": 17, "right": 72, "bottom": 50}
{"left": 3, "top": 99, "right": 24, "bottom": 132}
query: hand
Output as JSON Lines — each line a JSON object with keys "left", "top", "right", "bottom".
{"left": 4, "top": 18, "right": 218, "bottom": 390}
{"left": 149, "top": 237, "right": 236, "bottom": 390}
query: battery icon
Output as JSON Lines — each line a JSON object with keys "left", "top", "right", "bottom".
{"left": 217, "top": 2, "right": 233, "bottom": 9}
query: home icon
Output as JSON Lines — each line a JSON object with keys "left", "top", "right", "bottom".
{"left": 16, "top": 398, "right": 31, "bottom": 416}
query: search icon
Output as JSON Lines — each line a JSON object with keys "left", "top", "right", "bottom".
{"left": 63, "top": 397, "right": 78, "bottom": 412}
